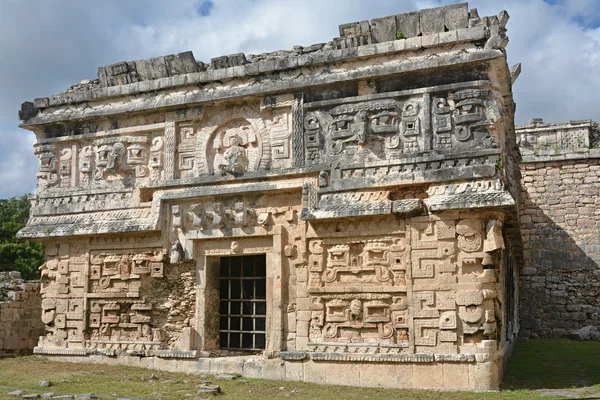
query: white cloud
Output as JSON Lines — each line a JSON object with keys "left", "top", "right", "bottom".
{"left": 0, "top": 0, "right": 599, "bottom": 197}
{"left": 0, "top": 129, "right": 37, "bottom": 197}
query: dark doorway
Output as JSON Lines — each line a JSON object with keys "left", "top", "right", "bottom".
{"left": 219, "top": 255, "right": 267, "bottom": 351}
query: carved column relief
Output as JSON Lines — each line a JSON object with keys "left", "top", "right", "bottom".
{"left": 39, "top": 241, "right": 87, "bottom": 349}
{"left": 409, "top": 215, "right": 503, "bottom": 354}
{"left": 262, "top": 94, "right": 294, "bottom": 170}
{"left": 291, "top": 94, "right": 305, "bottom": 167}
{"left": 164, "top": 121, "right": 176, "bottom": 180}
{"left": 176, "top": 122, "right": 196, "bottom": 178}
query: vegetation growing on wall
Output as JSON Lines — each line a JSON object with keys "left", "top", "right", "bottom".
{"left": 0, "top": 196, "right": 43, "bottom": 280}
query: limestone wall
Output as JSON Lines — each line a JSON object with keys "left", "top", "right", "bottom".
{"left": 518, "top": 119, "right": 600, "bottom": 338}
{"left": 0, "top": 271, "right": 44, "bottom": 352}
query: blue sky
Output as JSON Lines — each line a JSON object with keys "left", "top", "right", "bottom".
{"left": 1, "top": 0, "right": 599, "bottom": 198}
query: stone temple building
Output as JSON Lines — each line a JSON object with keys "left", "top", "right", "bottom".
{"left": 17, "top": 3, "right": 524, "bottom": 390}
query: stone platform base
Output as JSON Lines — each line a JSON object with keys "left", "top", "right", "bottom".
{"left": 35, "top": 350, "right": 503, "bottom": 391}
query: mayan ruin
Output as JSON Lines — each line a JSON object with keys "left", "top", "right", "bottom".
{"left": 8, "top": 1, "right": 599, "bottom": 394}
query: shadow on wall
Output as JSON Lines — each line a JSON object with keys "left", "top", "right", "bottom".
{"left": 519, "top": 187, "right": 600, "bottom": 339}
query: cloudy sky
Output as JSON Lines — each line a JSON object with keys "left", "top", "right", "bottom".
{"left": 0, "top": 0, "right": 598, "bottom": 198}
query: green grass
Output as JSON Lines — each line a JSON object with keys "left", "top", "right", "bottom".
{"left": 502, "top": 338, "right": 600, "bottom": 390}
{"left": 0, "top": 339, "right": 597, "bottom": 399}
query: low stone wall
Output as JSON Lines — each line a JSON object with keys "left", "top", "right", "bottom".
{"left": 518, "top": 120, "right": 600, "bottom": 338}
{"left": 0, "top": 271, "right": 44, "bottom": 352}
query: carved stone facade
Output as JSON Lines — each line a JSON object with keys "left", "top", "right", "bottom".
{"left": 18, "top": 3, "right": 520, "bottom": 391}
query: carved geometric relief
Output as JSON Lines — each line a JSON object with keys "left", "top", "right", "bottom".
{"left": 414, "top": 319, "right": 438, "bottom": 346}
{"left": 38, "top": 241, "right": 173, "bottom": 354}
{"left": 435, "top": 220, "right": 456, "bottom": 240}
{"left": 430, "top": 87, "right": 503, "bottom": 151}
{"left": 304, "top": 112, "right": 323, "bottom": 165}
{"left": 439, "top": 311, "right": 457, "bottom": 329}
{"left": 309, "top": 294, "right": 408, "bottom": 346}
{"left": 455, "top": 289, "right": 496, "bottom": 335}
{"left": 411, "top": 249, "right": 438, "bottom": 280}
{"left": 432, "top": 98, "right": 452, "bottom": 133}
{"left": 439, "top": 330, "right": 458, "bottom": 342}
{"left": 35, "top": 145, "right": 59, "bottom": 189}
{"left": 309, "top": 238, "right": 408, "bottom": 288}
{"left": 88, "top": 299, "right": 163, "bottom": 350}
{"left": 436, "top": 291, "right": 456, "bottom": 310}
{"left": 88, "top": 249, "right": 164, "bottom": 294}
{"left": 413, "top": 292, "right": 438, "bottom": 317}
{"left": 269, "top": 112, "right": 291, "bottom": 161}
{"left": 411, "top": 222, "right": 437, "bottom": 249}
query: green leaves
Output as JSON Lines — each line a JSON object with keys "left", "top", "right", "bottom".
{"left": 0, "top": 196, "right": 43, "bottom": 280}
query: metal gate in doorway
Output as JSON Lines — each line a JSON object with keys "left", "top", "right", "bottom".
{"left": 219, "top": 255, "right": 267, "bottom": 351}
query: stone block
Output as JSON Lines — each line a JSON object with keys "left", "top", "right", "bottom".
{"left": 164, "top": 51, "right": 198, "bottom": 75}
{"left": 370, "top": 16, "right": 397, "bottom": 43}
{"left": 456, "top": 26, "right": 487, "bottom": 42}
{"left": 468, "top": 361, "right": 499, "bottom": 390}
{"left": 413, "top": 363, "right": 443, "bottom": 389}
{"left": 359, "top": 363, "right": 397, "bottom": 388}
{"left": 325, "top": 362, "right": 359, "bottom": 386}
{"left": 395, "top": 11, "right": 420, "bottom": 38}
{"left": 437, "top": 31, "right": 458, "bottom": 46}
{"left": 395, "top": 363, "right": 414, "bottom": 388}
{"left": 404, "top": 36, "right": 422, "bottom": 50}
{"left": 213, "top": 357, "right": 244, "bottom": 375}
{"left": 285, "top": 360, "right": 304, "bottom": 381}
{"left": 243, "top": 358, "right": 265, "bottom": 379}
{"left": 443, "top": 363, "right": 469, "bottom": 390}
{"left": 8, "top": 271, "right": 21, "bottom": 279}
{"left": 196, "top": 358, "right": 213, "bottom": 374}
{"left": 443, "top": 3, "right": 469, "bottom": 30}
{"left": 420, "top": 6, "right": 445, "bottom": 35}
{"left": 421, "top": 33, "right": 440, "bottom": 48}
{"left": 264, "top": 358, "right": 286, "bottom": 380}
{"left": 304, "top": 360, "right": 326, "bottom": 384}
{"left": 135, "top": 57, "right": 168, "bottom": 81}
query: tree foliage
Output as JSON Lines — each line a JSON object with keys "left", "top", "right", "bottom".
{"left": 0, "top": 196, "right": 44, "bottom": 280}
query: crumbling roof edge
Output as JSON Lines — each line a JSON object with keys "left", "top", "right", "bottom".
{"left": 18, "top": 2, "right": 510, "bottom": 123}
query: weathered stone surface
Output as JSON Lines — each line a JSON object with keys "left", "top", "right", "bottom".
{"left": 370, "top": 15, "right": 397, "bottom": 43}
{"left": 420, "top": 6, "right": 445, "bottom": 35}
{"left": 443, "top": 3, "right": 469, "bottom": 31}
{"left": 567, "top": 325, "right": 599, "bottom": 341}
{"left": 395, "top": 12, "right": 420, "bottom": 38}
{"left": 16, "top": 2, "right": 519, "bottom": 393}
{"left": 518, "top": 119, "right": 600, "bottom": 339}
{"left": 0, "top": 272, "right": 43, "bottom": 352}
{"left": 197, "top": 384, "right": 221, "bottom": 394}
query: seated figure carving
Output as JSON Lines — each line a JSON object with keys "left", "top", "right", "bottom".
{"left": 219, "top": 136, "right": 247, "bottom": 175}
